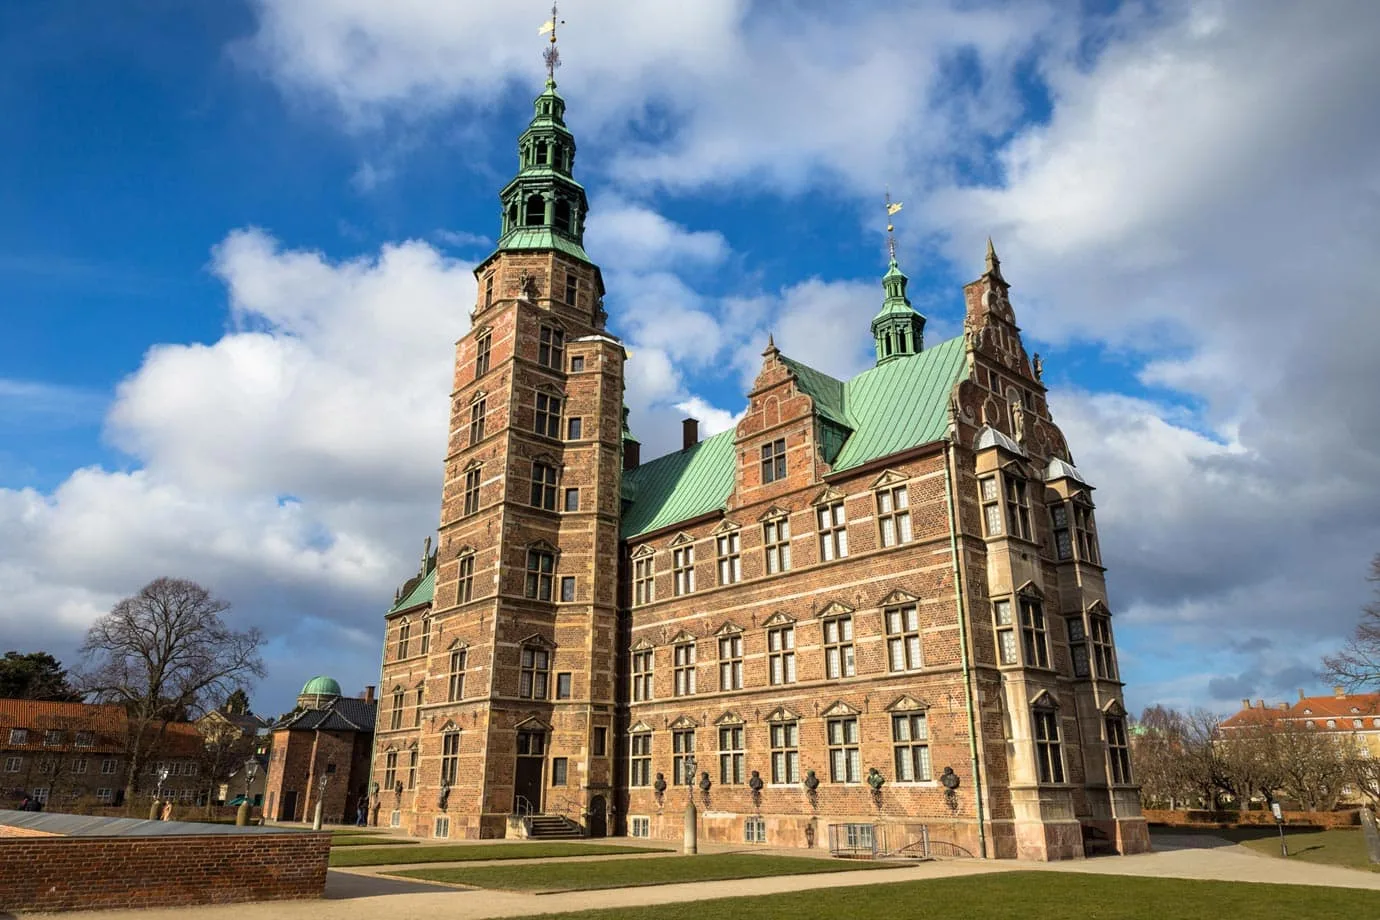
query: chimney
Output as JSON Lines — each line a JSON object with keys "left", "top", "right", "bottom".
{"left": 1277, "top": 702, "right": 1288, "bottom": 711}
{"left": 682, "top": 418, "right": 699, "bottom": 451}
{"left": 623, "top": 439, "right": 640, "bottom": 471}
{"left": 1298, "top": 689, "right": 1306, "bottom": 701}
{"left": 1241, "top": 698, "right": 1251, "bottom": 710}
{"left": 1334, "top": 685, "right": 1346, "bottom": 699}
{"left": 1256, "top": 699, "right": 1265, "bottom": 709}
{"left": 362, "top": 685, "right": 375, "bottom": 703}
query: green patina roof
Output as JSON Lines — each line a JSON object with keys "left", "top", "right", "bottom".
{"left": 388, "top": 565, "right": 435, "bottom": 614}
{"left": 300, "top": 675, "right": 341, "bottom": 697}
{"left": 495, "top": 227, "right": 592, "bottom": 263}
{"left": 621, "top": 336, "right": 967, "bottom": 539}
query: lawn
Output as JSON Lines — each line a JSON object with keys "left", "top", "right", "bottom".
{"left": 1159, "top": 825, "right": 1380, "bottom": 872}
{"left": 329, "top": 841, "right": 666, "bottom": 868}
{"left": 331, "top": 836, "right": 419, "bottom": 847}
{"left": 330, "top": 828, "right": 382, "bottom": 836}
{"left": 530, "top": 872, "right": 1380, "bottom": 920}
{"left": 393, "top": 853, "right": 899, "bottom": 892}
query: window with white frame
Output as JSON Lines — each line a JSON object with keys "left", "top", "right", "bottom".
{"left": 441, "top": 732, "right": 460, "bottom": 786}
{"left": 1021, "top": 597, "right": 1050, "bottom": 668}
{"left": 463, "top": 466, "right": 481, "bottom": 517}
{"left": 768, "top": 625, "right": 796, "bottom": 684}
{"left": 885, "top": 604, "right": 922, "bottom": 672}
{"left": 1033, "top": 705, "right": 1065, "bottom": 783}
{"left": 447, "top": 648, "right": 467, "bottom": 701}
{"left": 96, "top": 787, "right": 113, "bottom": 803}
{"left": 475, "top": 329, "right": 492, "bottom": 376}
{"left": 764, "top": 516, "right": 791, "bottom": 573}
{"left": 980, "top": 475, "right": 1002, "bottom": 536}
{"left": 770, "top": 721, "right": 799, "bottom": 783}
{"left": 4, "top": 757, "right": 21, "bottom": 773}
{"left": 827, "top": 717, "right": 860, "bottom": 783}
{"left": 383, "top": 751, "right": 397, "bottom": 789}
{"left": 457, "top": 552, "right": 476, "bottom": 602}
{"left": 718, "top": 634, "right": 743, "bottom": 690}
{"left": 672, "top": 545, "right": 695, "bottom": 595}
{"left": 994, "top": 600, "right": 1018, "bottom": 665}
{"left": 74, "top": 732, "right": 93, "bottom": 749}
{"left": 8, "top": 729, "right": 26, "bottom": 745}
{"left": 823, "top": 614, "right": 855, "bottom": 678}
{"left": 32, "top": 786, "right": 49, "bottom": 803}
{"left": 716, "top": 531, "right": 740, "bottom": 585}
{"left": 817, "top": 501, "right": 847, "bottom": 560}
{"left": 1107, "top": 716, "right": 1132, "bottom": 784}
{"left": 719, "top": 725, "right": 744, "bottom": 785}
{"left": 672, "top": 729, "right": 696, "bottom": 785}
{"left": 434, "top": 816, "right": 451, "bottom": 838}
{"left": 631, "top": 648, "right": 653, "bottom": 702}
{"left": 630, "top": 815, "right": 650, "bottom": 836}
{"left": 877, "top": 484, "right": 912, "bottom": 547}
{"left": 74, "top": 757, "right": 88, "bottom": 775}
{"left": 673, "top": 642, "right": 696, "bottom": 696}
{"left": 629, "top": 733, "right": 651, "bottom": 786}
{"left": 390, "top": 689, "right": 404, "bottom": 731}
{"left": 101, "top": 758, "right": 116, "bottom": 775}
{"left": 633, "top": 555, "right": 655, "bottom": 606}
{"left": 745, "top": 815, "right": 767, "bottom": 843}
{"left": 892, "top": 712, "right": 931, "bottom": 781}
{"left": 469, "top": 397, "right": 486, "bottom": 444}
{"left": 519, "top": 646, "right": 551, "bottom": 699}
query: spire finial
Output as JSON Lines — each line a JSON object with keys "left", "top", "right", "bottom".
{"left": 985, "top": 236, "right": 1003, "bottom": 280}
{"left": 540, "top": 3, "right": 565, "bottom": 85}
{"left": 885, "top": 189, "right": 903, "bottom": 263}
{"left": 763, "top": 333, "right": 779, "bottom": 357}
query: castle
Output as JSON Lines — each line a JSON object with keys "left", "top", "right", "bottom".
{"left": 371, "top": 63, "right": 1148, "bottom": 861}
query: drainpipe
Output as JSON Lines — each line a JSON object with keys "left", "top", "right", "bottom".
{"left": 943, "top": 431, "right": 988, "bottom": 859}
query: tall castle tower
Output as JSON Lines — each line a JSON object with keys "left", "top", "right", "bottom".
{"left": 375, "top": 63, "right": 627, "bottom": 839}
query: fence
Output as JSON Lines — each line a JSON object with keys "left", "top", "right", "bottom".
{"left": 827, "top": 823, "right": 932, "bottom": 859}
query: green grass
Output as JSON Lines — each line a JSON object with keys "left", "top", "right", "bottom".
{"left": 393, "top": 853, "right": 898, "bottom": 892}
{"left": 329, "top": 841, "right": 667, "bottom": 868}
{"left": 330, "top": 836, "right": 420, "bottom": 847}
{"left": 1159, "top": 825, "right": 1380, "bottom": 872}
{"left": 331, "top": 828, "right": 382, "bottom": 836}
{"left": 529, "top": 872, "right": 1380, "bottom": 919}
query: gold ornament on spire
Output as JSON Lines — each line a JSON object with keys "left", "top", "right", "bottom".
{"left": 540, "top": 3, "right": 565, "bottom": 82}
{"left": 885, "top": 189, "right": 903, "bottom": 261}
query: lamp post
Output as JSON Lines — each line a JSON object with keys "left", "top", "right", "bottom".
{"left": 149, "top": 766, "right": 170, "bottom": 821}
{"left": 313, "top": 763, "right": 336, "bottom": 831}
{"left": 682, "top": 755, "right": 698, "bottom": 855}
{"left": 236, "top": 759, "right": 259, "bottom": 827}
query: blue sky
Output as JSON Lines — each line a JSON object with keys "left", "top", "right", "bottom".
{"left": 2, "top": 0, "right": 1378, "bottom": 719}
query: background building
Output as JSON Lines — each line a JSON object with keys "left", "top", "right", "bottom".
{"left": 263, "top": 676, "right": 376, "bottom": 824}
{"left": 371, "top": 68, "right": 1146, "bottom": 860}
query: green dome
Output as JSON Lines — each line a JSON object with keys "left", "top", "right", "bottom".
{"left": 300, "top": 676, "right": 341, "bottom": 697}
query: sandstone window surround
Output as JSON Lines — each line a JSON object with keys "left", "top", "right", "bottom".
{"left": 457, "top": 552, "right": 476, "bottom": 603}
{"left": 979, "top": 474, "right": 1002, "bottom": 536}
{"left": 1074, "top": 501, "right": 1101, "bottom": 563}
{"left": 1090, "top": 607, "right": 1117, "bottom": 679}
{"left": 715, "top": 529, "right": 741, "bottom": 585}
{"left": 1067, "top": 614, "right": 1090, "bottom": 678}
{"left": 993, "top": 599, "right": 1018, "bottom": 665}
{"left": 892, "top": 710, "right": 931, "bottom": 782}
{"left": 745, "top": 815, "right": 767, "bottom": 843}
{"left": 570, "top": 354, "right": 585, "bottom": 372}
{"left": 885, "top": 603, "right": 923, "bottom": 672}
{"left": 552, "top": 756, "right": 569, "bottom": 786}
{"left": 816, "top": 501, "right": 848, "bottom": 561}
{"left": 534, "top": 390, "right": 563, "bottom": 439}
{"left": 530, "top": 459, "right": 559, "bottom": 511}
{"left": 396, "top": 619, "right": 411, "bottom": 660}
{"left": 519, "top": 645, "right": 551, "bottom": 699}
{"left": 482, "top": 274, "right": 494, "bottom": 311}
{"left": 672, "top": 542, "right": 696, "bottom": 596}
{"left": 538, "top": 324, "right": 565, "bottom": 370}
{"left": 463, "top": 465, "right": 482, "bottom": 517}
{"left": 769, "top": 718, "right": 800, "bottom": 783}
{"left": 631, "top": 646, "right": 653, "bottom": 702}
{"left": 1004, "top": 472, "right": 1032, "bottom": 540}
{"left": 419, "top": 615, "right": 431, "bottom": 656}
{"left": 1032, "top": 696, "right": 1066, "bottom": 784}
{"left": 469, "top": 394, "right": 487, "bottom": 445}
{"left": 629, "top": 729, "right": 652, "bottom": 786}
{"left": 632, "top": 549, "right": 655, "bottom": 606}
{"left": 475, "top": 328, "right": 492, "bottom": 376}
{"left": 718, "top": 631, "right": 744, "bottom": 691}
{"left": 827, "top": 716, "right": 860, "bottom": 783}
{"left": 593, "top": 726, "right": 607, "bottom": 757}
{"left": 718, "top": 722, "right": 745, "bottom": 784}
{"left": 673, "top": 641, "right": 696, "bottom": 696}
{"left": 413, "top": 685, "right": 424, "bottom": 727}
{"left": 564, "top": 271, "right": 579, "bottom": 307}
{"left": 630, "top": 815, "right": 650, "bottom": 835}
{"left": 1106, "top": 710, "right": 1132, "bottom": 785}
{"left": 1020, "top": 595, "right": 1050, "bottom": 669}
{"left": 875, "top": 483, "right": 912, "bottom": 547}
{"left": 383, "top": 750, "right": 398, "bottom": 789}
{"left": 448, "top": 645, "right": 467, "bottom": 701}
{"left": 761, "top": 437, "right": 787, "bottom": 484}
{"left": 555, "top": 672, "right": 572, "bottom": 699}
{"left": 1050, "top": 503, "right": 1073, "bottom": 560}
{"left": 566, "top": 416, "right": 582, "bottom": 440}
{"left": 524, "top": 546, "right": 556, "bottom": 600}
{"left": 390, "top": 688, "right": 404, "bottom": 731}
{"left": 763, "top": 515, "right": 791, "bottom": 573}
{"left": 441, "top": 731, "right": 460, "bottom": 786}
{"left": 407, "top": 747, "right": 418, "bottom": 789}
{"left": 564, "top": 487, "right": 579, "bottom": 511}
{"left": 672, "top": 727, "right": 696, "bottom": 785}
{"left": 560, "top": 576, "right": 575, "bottom": 602}
{"left": 767, "top": 620, "right": 796, "bottom": 685}
{"left": 822, "top": 610, "right": 856, "bottom": 679}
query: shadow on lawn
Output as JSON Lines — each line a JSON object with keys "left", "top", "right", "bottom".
{"left": 325, "top": 870, "right": 457, "bottom": 899}
{"left": 1149, "top": 824, "right": 1327, "bottom": 850}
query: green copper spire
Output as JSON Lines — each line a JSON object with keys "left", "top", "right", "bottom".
{"left": 871, "top": 257, "right": 926, "bottom": 364}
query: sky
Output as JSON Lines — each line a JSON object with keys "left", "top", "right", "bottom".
{"left": 1, "top": 0, "right": 1378, "bottom": 720}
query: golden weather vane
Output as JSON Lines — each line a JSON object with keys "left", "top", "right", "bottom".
{"left": 885, "top": 189, "right": 903, "bottom": 261}
{"left": 539, "top": 3, "right": 565, "bottom": 82}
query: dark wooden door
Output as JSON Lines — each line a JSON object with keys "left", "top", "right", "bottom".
{"left": 279, "top": 790, "right": 298, "bottom": 821}
{"left": 587, "top": 795, "right": 606, "bottom": 837}
{"left": 514, "top": 730, "right": 545, "bottom": 813}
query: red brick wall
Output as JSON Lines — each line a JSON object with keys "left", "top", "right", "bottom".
{"left": 0, "top": 831, "right": 330, "bottom": 912}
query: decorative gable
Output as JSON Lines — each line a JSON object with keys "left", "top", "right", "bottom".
{"left": 817, "top": 600, "right": 855, "bottom": 618}
{"left": 1101, "top": 698, "right": 1126, "bottom": 717}
{"left": 886, "top": 694, "right": 929, "bottom": 712}
{"left": 669, "top": 630, "right": 697, "bottom": 645}
{"left": 668, "top": 715, "right": 700, "bottom": 730}
{"left": 448, "top": 638, "right": 469, "bottom": 651}
{"left": 438, "top": 719, "right": 459, "bottom": 733}
{"left": 519, "top": 633, "right": 556, "bottom": 650}
{"left": 765, "top": 706, "right": 802, "bottom": 723}
{"left": 1017, "top": 581, "right": 1045, "bottom": 600}
{"left": 762, "top": 611, "right": 795, "bottom": 628}
{"left": 514, "top": 715, "right": 552, "bottom": 732}
{"left": 870, "top": 469, "right": 909, "bottom": 489}
{"left": 877, "top": 588, "right": 920, "bottom": 607}
{"left": 811, "top": 485, "right": 847, "bottom": 506}
{"left": 1031, "top": 689, "right": 1060, "bottom": 710}
{"left": 710, "top": 519, "right": 741, "bottom": 536}
{"left": 714, "top": 711, "right": 745, "bottom": 726}
{"left": 668, "top": 531, "right": 694, "bottom": 547}
{"left": 756, "top": 504, "right": 791, "bottom": 522}
{"left": 628, "top": 720, "right": 654, "bottom": 734}
{"left": 630, "top": 637, "right": 655, "bottom": 652}
{"left": 1086, "top": 599, "right": 1110, "bottom": 617}
{"left": 714, "top": 622, "right": 743, "bottom": 637}
{"left": 630, "top": 543, "right": 656, "bottom": 559}
{"left": 820, "top": 700, "right": 861, "bottom": 718}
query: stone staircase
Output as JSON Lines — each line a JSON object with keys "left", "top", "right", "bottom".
{"left": 526, "top": 814, "right": 584, "bottom": 839}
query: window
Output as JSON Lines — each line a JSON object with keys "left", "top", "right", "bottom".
{"left": 96, "top": 787, "right": 113, "bottom": 803}
{"left": 441, "top": 732, "right": 460, "bottom": 785}
{"left": 408, "top": 748, "right": 418, "bottom": 789}
{"left": 719, "top": 725, "right": 745, "bottom": 784}
{"left": 551, "top": 756, "right": 569, "bottom": 786}
{"left": 390, "top": 689, "right": 404, "bottom": 731}
{"left": 764, "top": 517, "right": 791, "bottom": 573}
{"left": 994, "top": 600, "right": 1018, "bottom": 665}
{"left": 525, "top": 548, "right": 555, "bottom": 600}
{"left": 519, "top": 646, "right": 551, "bottom": 699}
{"left": 631, "top": 649, "right": 653, "bottom": 702}
{"left": 1091, "top": 615, "right": 1117, "bottom": 679}
{"left": 1004, "top": 474, "right": 1031, "bottom": 540}
{"left": 1107, "top": 717, "right": 1132, "bottom": 784}
{"left": 414, "top": 687, "right": 424, "bottom": 727}
{"left": 457, "top": 553, "right": 475, "bottom": 603}
{"left": 768, "top": 625, "right": 796, "bottom": 684}
{"left": 893, "top": 712, "right": 931, "bottom": 782}
{"left": 672, "top": 545, "right": 695, "bottom": 595}
{"left": 761, "top": 438, "right": 787, "bottom": 484}
{"left": 672, "top": 730, "right": 696, "bottom": 785}
{"left": 448, "top": 648, "right": 467, "bottom": 701}
{"left": 556, "top": 672, "right": 572, "bottom": 699}
{"left": 745, "top": 815, "right": 767, "bottom": 843}
{"left": 74, "top": 757, "right": 88, "bottom": 775}
{"left": 433, "top": 814, "right": 451, "bottom": 838}
{"left": 566, "top": 416, "right": 582, "bottom": 439}
{"left": 770, "top": 722, "right": 800, "bottom": 783}
{"left": 630, "top": 815, "right": 650, "bottom": 836}
{"left": 383, "top": 751, "right": 398, "bottom": 790}
{"left": 1021, "top": 598, "right": 1050, "bottom": 668}
{"left": 396, "top": 620, "right": 411, "bottom": 660}
{"left": 716, "top": 532, "right": 741, "bottom": 585}
{"left": 823, "top": 615, "right": 855, "bottom": 679}
{"left": 37, "top": 757, "right": 54, "bottom": 775}
{"left": 32, "top": 787, "right": 48, "bottom": 804}
{"left": 470, "top": 397, "right": 486, "bottom": 444}
{"left": 673, "top": 642, "right": 696, "bottom": 696}
{"left": 463, "top": 467, "right": 481, "bottom": 517}
{"left": 719, "top": 634, "right": 743, "bottom": 691}
{"left": 74, "top": 732, "right": 93, "bottom": 749}
{"left": 1074, "top": 505, "right": 1100, "bottom": 563}
{"left": 817, "top": 502, "right": 848, "bottom": 561}
{"left": 1067, "top": 616, "right": 1090, "bottom": 678}
{"left": 885, "top": 604, "right": 922, "bottom": 672}
{"left": 630, "top": 733, "right": 651, "bottom": 786}
{"left": 827, "top": 717, "right": 860, "bottom": 783}
{"left": 4, "top": 757, "right": 21, "bottom": 773}
{"left": 633, "top": 556, "right": 655, "bottom": 606}
{"left": 564, "top": 272, "right": 578, "bottom": 306}
{"left": 534, "top": 392, "right": 562, "bottom": 438}
{"left": 101, "top": 758, "right": 116, "bottom": 775}
{"left": 483, "top": 274, "right": 494, "bottom": 310}
{"left": 419, "top": 617, "right": 431, "bottom": 656}
{"left": 877, "top": 485, "right": 912, "bottom": 547}
{"left": 593, "top": 726, "right": 607, "bottom": 757}
{"left": 570, "top": 355, "right": 585, "bottom": 372}
{"left": 530, "top": 461, "right": 558, "bottom": 510}
{"left": 8, "top": 729, "right": 26, "bottom": 745}
{"left": 1051, "top": 504, "right": 1072, "bottom": 560}
{"left": 475, "top": 330, "right": 492, "bottom": 376}
{"left": 43, "top": 730, "right": 62, "bottom": 747}
{"left": 1034, "top": 707, "right": 1065, "bottom": 783}
{"left": 564, "top": 488, "right": 579, "bottom": 512}
{"left": 389, "top": 809, "right": 401, "bottom": 828}
{"left": 538, "top": 326, "right": 565, "bottom": 369}
{"left": 980, "top": 476, "right": 1002, "bottom": 536}
{"left": 560, "top": 576, "right": 575, "bottom": 602}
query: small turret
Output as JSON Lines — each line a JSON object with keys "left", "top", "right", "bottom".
{"left": 870, "top": 257, "right": 926, "bottom": 364}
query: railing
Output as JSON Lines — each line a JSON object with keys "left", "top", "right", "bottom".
{"left": 513, "top": 795, "right": 534, "bottom": 817}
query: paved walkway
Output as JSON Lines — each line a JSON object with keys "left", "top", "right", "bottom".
{"left": 22, "top": 832, "right": 1380, "bottom": 919}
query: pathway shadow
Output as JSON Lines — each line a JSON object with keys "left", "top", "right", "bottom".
{"left": 1149, "top": 825, "right": 1325, "bottom": 851}
{"left": 324, "top": 870, "right": 458, "bottom": 900}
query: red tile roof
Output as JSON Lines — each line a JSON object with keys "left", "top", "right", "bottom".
{"left": 0, "top": 700, "right": 127, "bottom": 752}
{"left": 1221, "top": 691, "right": 1380, "bottom": 731}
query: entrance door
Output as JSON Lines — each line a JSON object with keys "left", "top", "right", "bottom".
{"left": 587, "top": 795, "right": 607, "bottom": 837}
{"left": 279, "top": 790, "right": 298, "bottom": 822}
{"left": 514, "top": 730, "right": 545, "bottom": 813}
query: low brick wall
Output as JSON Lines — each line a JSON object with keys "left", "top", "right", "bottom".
{"left": 1144, "top": 808, "right": 1362, "bottom": 828}
{"left": 0, "top": 830, "right": 330, "bottom": 913}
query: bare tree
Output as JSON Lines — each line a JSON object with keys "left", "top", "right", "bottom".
{"left": 78, "top": 578, "right": 264, "bottom": 808}
{"left": 1132, "top": 705, "right": 1204, "bottom": 809}
{"left": 1324, "top": 554, "right": 1380, "bottom": 691}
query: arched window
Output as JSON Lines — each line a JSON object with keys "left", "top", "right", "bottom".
{"left": 534, "top": 140, "right": 547, "bottom": 165}
{"left": 525, "top": 194, "right": 545, "bottom": 226}
{"left": 554, "top": 198, "right": 572, "bottom": 234}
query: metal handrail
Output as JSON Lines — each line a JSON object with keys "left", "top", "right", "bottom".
{"left": 513, "top": 795, "right": 534, "bottom": 817}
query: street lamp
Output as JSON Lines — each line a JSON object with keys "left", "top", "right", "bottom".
{"left": 149, "top": 765, "right": 170, "bottom": 821}
{"left": 312, "top": 763, "right": 336, "bottom": 831}
{"left": 236, "top": 758, "right": 259, "bottom": 827}
{"left": 682, "top": 755, "right": 698, "bottom": 855}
